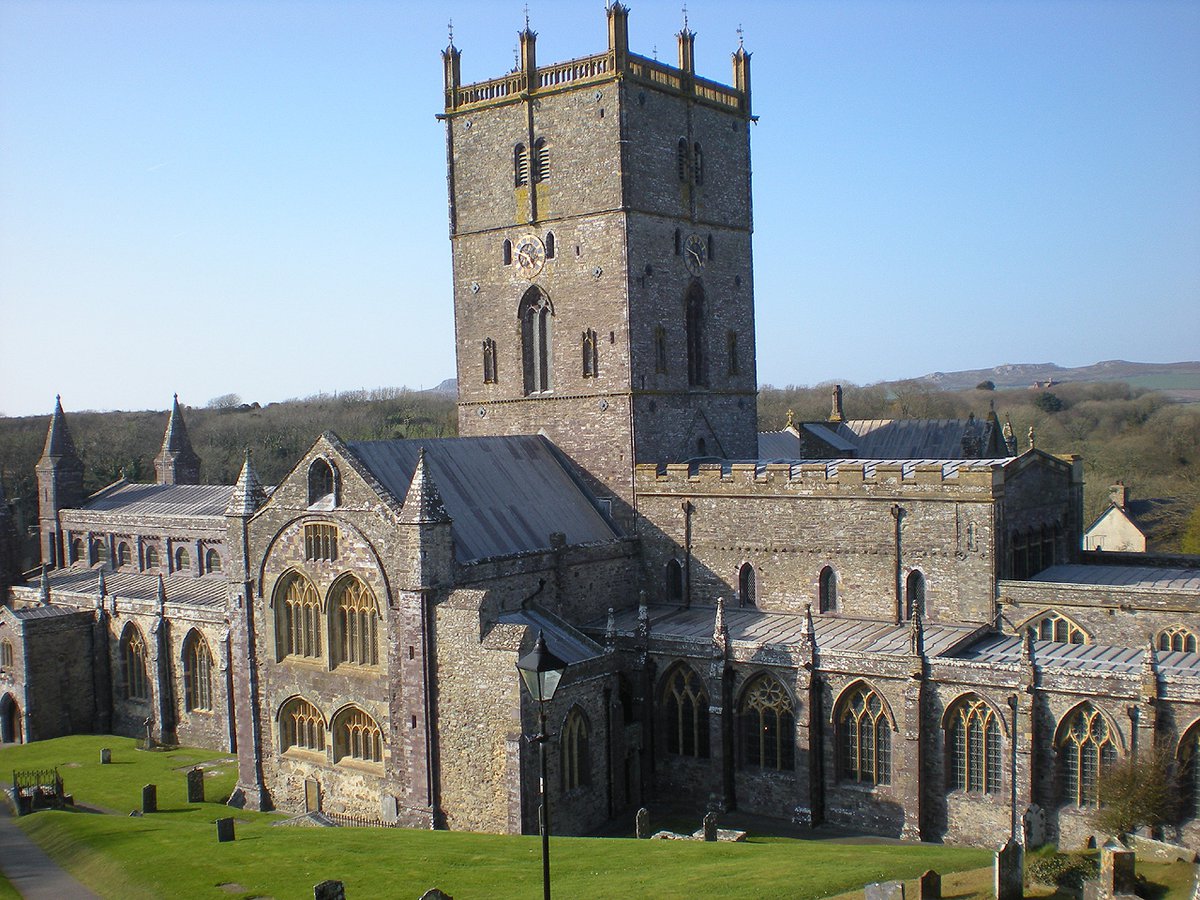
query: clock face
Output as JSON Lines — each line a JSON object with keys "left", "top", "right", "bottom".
{"left": 514, "top": 234, "right": 546, "bottom": 279}
{"left": 683, "top": 233, "right": 706, "bottom": 276}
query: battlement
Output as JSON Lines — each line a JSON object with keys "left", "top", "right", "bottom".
{"left": 443, "top": 4, "right": 749, "bottom": 116}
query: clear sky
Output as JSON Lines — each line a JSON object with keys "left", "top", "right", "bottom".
{"left": 2, "top": 0, "right": 1198, "bottom": 418}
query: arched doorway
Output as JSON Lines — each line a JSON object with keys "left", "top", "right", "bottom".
{"left": 1, "top": 693, "right": 23, "bottom": 744}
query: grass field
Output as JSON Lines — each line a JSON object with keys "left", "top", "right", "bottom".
{"left": 1, "top": 736, "right": 1193, "bottom": 899}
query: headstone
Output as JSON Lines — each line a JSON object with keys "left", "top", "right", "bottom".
{"left": 313, "top": 880, "right": 345, "bottom": 900}
{"left": 143, "top": 716, "right": 154, "bottom": 750}
{"left": 1100, "top": 842, "right": 1136, "bottom": 896}
{"left": 864, "top": 881, "right": 905, "bottom": 900}
{"left": 216, "top": 817, "right": 235, "bottom": 842}
{"left": 1022, "top": 803, "right": 1046, "bottom": 847}
{"left": 419, "top": 891, "right": 454, "bottom": 900}
{"left": 141, "top": 783, "right": 157, "bottom": 814}
{"left": 187, "top": 767, "right": 205, "bottom": 803}
{"left": 99, "top": 748, "right": 111, "bottom": 765}
{"left": 380, "top": 795, "right": 398, "bottom": 823}
{"left": 994, "top": 838, "right": 1024, "bottom": 900}
{"left": 635, "top": 807, "right": 649, "bottom": 839}
{"left": 702, "top": 811, "right": 717, "bottom": 842}
{"left": 919, "top": 869, "right": 941, "bottom": 900}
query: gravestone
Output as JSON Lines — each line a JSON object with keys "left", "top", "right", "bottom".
{"left": 635, "top": 807, "right": 649, "bottom": 839}
{"left": 141, "top": 783, "right": 157, "bottom": 814}
{"left": 313, "top": 880, "right": 345, "bottom": 900}
{"left": 919, "top": 869, "right": 941, "bottom": 900}
{"left": 864, "top": 881, "right": 905, "bottom": 900}
{"left": 216, "top": 817, "right": 235, "bottom": 842}
{"left": 994, "top": 838, "right": 1023, "bottom": 900}
{"left": 1100, "top": 842, "right": 1137, "bottom": 896}
{"left": 1022, "top": 803, "right": 1046, "bottom": 847}
{"left": 99, "top": 748, "right": 111, "bottom": 765}
{"left": 380, "top": 795, "right": 398, "bottom": 823}
{"left": 702, "top": 811, "right": 717, "bottom": 842}
{"left": 187, "top": 767, "right": 205, "bottom": 803}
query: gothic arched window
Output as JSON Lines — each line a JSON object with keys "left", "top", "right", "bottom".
{"left": 514, "top": 143, "right": 529, "bottom": 187}
{"left": 582, "top": 329, "right": 598, "bottom": 378}
{"left": 183, "top": 630, "right": 213, "bottom": 712}
{"left": 280, "top": 697, "right": 325, "bottom": 754}
{"left": 666, "top": 559, "right": 683, "bottom": 603}
{"left": 1158, "top": 625, "right": 1198, "bottom": 654}
{"left": 482, "top": 338, "right": 497, "bottom": 384}
{"left": 1027, "top": 611, "right": 1088, "bottom": 645}
{"left": 685, "top": 283, "right": 706, "bottom": 387}
{"left": 275, "top": 572, "right": 322, "bottom": 660}
{"left": 332, "top": 706, "right": 383, "bottom": 764}
{"left": 905, "top": 570, "right": 925, "bottom": 620}
{"left": 837, "top": 684, "right": 892, "bottom": 785}
{"left": 331, "top": 575, "right": 379, "bottom": 668}
{"left": 738, "top": 563, "right": 756, "bottom": 608}
{"left": 676, "top": 138, "right": 689, "bottom": 182}
{"left": 1058, "top": 704, "right": 1118, "bottom": 807}
{"left": 1180, "top": 724, "right": 1200, "bottom": 821}
{"left": 693, "top": 143, "right": 704, "bottom": 186}
{"left": 663, "top": 664, "right": 709, "bottom": 758}
{"left": 122, "top": 626, "right": 149, "bottom": 701}
{"left": 561, "top": 706, "right": 590, "bottom": 791}
{"left": 946, "top": 696, "right": 1001, "bottom": 794}
{"left": 307, "top": 458, "right": 336, "bottom": 507}
{"left": 520, "top": 287, "right": 552, "bottom": 395}
{"left": 739, "top": 675, "right": 795, "bottom": 771}
{"left": 544, "top": 231, "right": 555, "bottom": 259}
{"left": 1, "top": 641, "right": 13, "bottom": 670}
{"left": 819, "top": 566, "right": 837, "bottom": 613}
{"left": 533, "top": 138, "right": 550, "bottom": 183}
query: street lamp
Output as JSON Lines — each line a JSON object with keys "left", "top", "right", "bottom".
{"left": 516, "top": 630, "right": 568, "bottom": 900}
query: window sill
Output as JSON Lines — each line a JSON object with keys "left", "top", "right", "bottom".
{"left": 335, "top": 758, "right": 384, "bottom": 774}
{"left": 282, "top": 748, "right": 327, "bottom": 764}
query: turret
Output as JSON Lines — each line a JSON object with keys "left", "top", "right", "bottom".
{"left": 154, "top": 395, "right": 201, "bottom": 485}
{"left": 732, "top": 28, "right": 752, "bottom": 116}
{"left": 607, "top": 2, "right": 630, "bottom": 67}
{"left": 398, "top": 448, "right": 453, "bottom": 589}
{"left": 35, "top": 396, "right": 84, "bottom": 568}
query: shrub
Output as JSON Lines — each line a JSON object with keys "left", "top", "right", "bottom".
{"left": 1027, "top": 851, "right": 1098, "bottom": 889}
{"left": 1093, "top": 746, "right": 1181, "bottom": 836}
{"left": 976, "top": 380, "right": 995, "bottom": 391}
{"left": 1033, "top": 391, "right": 1064, "bottom": 413}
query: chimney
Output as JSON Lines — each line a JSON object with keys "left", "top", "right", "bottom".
{"left": 1109, "top": 482, "right": 1127, "bottom": 510}
{"left": 829, "top": 384, "right": 844, "bottom": 423}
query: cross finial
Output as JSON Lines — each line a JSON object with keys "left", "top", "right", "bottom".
{"left": 447, "top": 19, "right": 454, "bottom": 45}
{"left": 513, "top": 44, "right": 520, "bottom": 70}
{"left": 737, "top": 23, "right": 744, "bottom": 49}
{"left": 652, "top": 44, "right": 658, "bottom": 60}
{"left": 682, "top": 3, "right": 688, "bottom": 30}
{"left": 524, "top": 3, "right": 530, "bottom": 30}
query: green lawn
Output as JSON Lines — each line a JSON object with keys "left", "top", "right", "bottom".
{"left": 8, "top": 734, "right": 1189, "bottom": 900}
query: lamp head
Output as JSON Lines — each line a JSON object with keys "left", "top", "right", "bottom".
{"left": 516, "top": 630, "right": 568, "bottom": 704}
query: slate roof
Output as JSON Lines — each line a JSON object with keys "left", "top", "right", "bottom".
{"left": 496, "top": 608, "right": 604, "bottom": 665}
{"left": 7, "top": 604, "right": 83, "bottom": 621}
{"left": 595, "top": 604, "right": 981, "bottom": 658}
{"left": 1029, "top": 564, "right": 1200, "bottom": 592}
{"left": 759, "top": 417, "right": 998, "bottom": 460}
{"left": 956, "top": 633, "right": 1200, "bottom": 678}
{"left": 688, "top": 458, "right": 1013, "bottom": 478}
{"left": 344, "top": 435, "right": 621, "bottom": 562}
{"left": 38, "top": 567, "right": 227, "bottom": 608}
{"left": 81, "top": 483, "right": 233, "bottom": 519}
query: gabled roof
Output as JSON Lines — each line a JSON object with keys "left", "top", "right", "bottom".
{"left": 1030, "top": 563, "right": 1200, "bottom": 592}
{"left": 759, "top": 415, "right": 1001, "bottom": 460}
{"left": 343, "top": 435, "right": 621, "bottom": 562}
{"left": 80, "top": 483, "right": 233, "bottom": 519}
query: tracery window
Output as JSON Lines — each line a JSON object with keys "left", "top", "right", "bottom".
{"left": 183, "top": 631, "right": 213, "bottom": 712}
{"left": 663, "top": 664, "right": 709, "bottom": 758}
{"left": 738, "top": 563, "right": 756, "bottom": 608}
{"left": 676, "top": 138, "right": 690, "bottom": 182}
{"left": 1158, "top": 625, "right": 1198, "bottom": 654}
{"left": 561, "top": 707, "right": 590, "bottom": 790}
{"left": 582, "top": 329, "right": 598, "bottom": 378}
{"left": 1058, "top": 704, "right": 1118, "bottom": 807}
{"left": 905, "top": 570, "right": 925, "bottom": 620}
{"left": 819, "top": 566, "right": 837, "bottom": 613}
{"left": 281, "top": 697, "right": 325, "bottom": 754}
{"left": 520, "top": 287, "right": 552, "bottom": 395}
{"left": 685, "top": 283, "right": 706, "bottom": 387}
{"left": 333, "top": 706, "right": 383, "bottom": 764}
{"left": 739, "top": 675, "right": 795, "bottom": 770}
{"left": 144, "top": 545, "right": 160, "bottom": 568}
{"left": 122, "top": 627, "right": 149, "bottom": 701}
{"left": 1, "top": 641, "right": 13, "bottom": 670}
{"left": 276, "top": 573, "right": 322, "bottom": 660}
{"left": 331, "top": 575, "right": 379, "bottom": 667}
{"left": 946, "top": 696, "right": 1001, "bottom": 794}
{"left": 514, "top": 143, "right": 529, "bottom": 187}
{"left": 307, "top": 458, "right": 336, "bottom": 507}
{"left": 1180, "top": 725, "right": 1200, "bottom": 821}
{"left": 482, "top": 338, "right": 498, "bottom": 384}
{"left": 174, "top": 546, "right": 190, "bottom": 572}
{"left": 533, "top": 138, "right": 549, "bottom": 183}
{"left": 117, "top": 542, "right": 132, "bottom": 567}
{"left": 204, "top": 548, "right": 222, "bottom": 573}
{"left": 1027, "top": 611, "right": 1088, "bottom": 645}
{"left": 666, "top": 559, "right": 683, "bottom": 603}
{"left": 837, "top": 684, "right": 892, "bottom": 785}
{"left": 304, "top": 523, "right": 338, "bottom": 562}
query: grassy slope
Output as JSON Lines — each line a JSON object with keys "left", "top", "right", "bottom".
{"left": 3, "top": 736, "right": 996, "bottom": 900}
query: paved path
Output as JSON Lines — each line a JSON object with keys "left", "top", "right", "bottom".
{"left": 0, "top": 805, "right": 101, "bottom": 899}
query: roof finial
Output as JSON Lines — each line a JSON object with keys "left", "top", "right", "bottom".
{"left": 682, "top": 3, "right": 688, "bottom": 31}
{"left": 736, "top": 23, "right": 744, "bottom": 49}
{"left": 524, "top": 2, "right": 530, "bottom": 31}
{"left": 786, "top": 409, "right": 795, "bottom": 429}
{"left": 1027, "top": 425, "right": 1036, "bottom": 451}
{"left": 447, "top": 18, "right": 454, "bottom": 45}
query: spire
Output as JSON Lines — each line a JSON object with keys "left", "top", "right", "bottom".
{"left": 41, "top": 395, "right": 79, "bottom": 460}
{"left": 226, "top": 449, "right": 267, "bottom": 517}
{"left": 399, "top": 448, "right": 451, "bottom": 525}
{"left": 154, "top": 395, "right": 201, "bottom": 485}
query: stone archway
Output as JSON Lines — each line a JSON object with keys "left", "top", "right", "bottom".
{"left": 1, "top": 693, "right": 23, "bottom": 744}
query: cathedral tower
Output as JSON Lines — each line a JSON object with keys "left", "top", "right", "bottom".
{"left": 35, "top": 396, "right": 85, "bottom": 568}
{"left": 443, "top": 5, "right": 758, "bottom": 525}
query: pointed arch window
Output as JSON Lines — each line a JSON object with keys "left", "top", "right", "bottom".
{"left": 503, "top": 239, "right": 513, "bottom": 266}
{"left": 561, "top": 707, "right": 591, "bottom": 790}
{"left": 739, "top": 675, "right": 795, "bottom": 770}
{"left": 666, "top": 559, "right": 683, "bottom": 603}
{"left": 122, "top": 627, "right": 149, "bottom": 701}
{"left": 693, "top": 143, "right": 704, "bottom": 186}
{"left": 514, "top": 143, "right": 529, "bottom": 187}
{"left": 183, "top": 631, "right": 214, "bottom": 712}
{"left": 676, "top": 138, "right": 690, "bottom": 182}
{"left": 333, "top": 706, "right": 383, "bottom": 764}
{"left": 1158, "top": 625, "right": 1197, "bottom": 654}
{"left": 520, "top": 287, "right": 552, "bottom": 395}
{"left": 685, "top": 283, "right": 706, "bottom": 387}
{"left": 331, "top": 575, "right": 379, "bottom": 668}
{"left": 1, "top": 641, "right": 13, "bottom": 670}
{"left": 837, "top": 684, "right": 892, "bottom": 785}
{"left": 582, "top": 329, "right": 598, "bottom": 378}
{"left": 281, "top": 697, "right": 325, "bottom": 754}
{"left": 819, "top": 566, "right": 837, "bottom": 613}
{"left": 946, "top": 696, "right": 1001, "bottom": 794}
{"left": 533, "top": 138, "right": 550, "bottom": 183}
{"left": 905, "top": 570, "right": 925, "bottom": 620}
{"left": 275, "top": 573, "right": 322, "bottom": 660}
{"left": 663, "top": 665, "right": 709, "bottom": 758}
{"left": 1058, "top": 704, "right": 1118, "bottom": 807}
{"left": 1026, "top": 611, "right": 1088, "bottom": 645}
{"left": 544, "top": 231, "right": 555, "bottom": 259}
{"left": 738, "top": 563, "right": 756, "bottom": 608}
{"left": 1180, "top": 725, "right": 1200, "bottom": 821}
{"left": 482, "top": 338, "right": 498, "bottom": 384}
{"left": 307, "top": 458, "right": 337, "bottom": 507}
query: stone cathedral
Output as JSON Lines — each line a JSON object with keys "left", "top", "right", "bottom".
{"left": 1, "top": 6, "right": 1198, "bottom": 851}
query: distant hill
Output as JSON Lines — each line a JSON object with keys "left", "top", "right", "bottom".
{"left": 916, "top": 359, "right": 1200, "bottom": 401}
{"left": 424, "top": 378, "right": 458, "bottom": 397}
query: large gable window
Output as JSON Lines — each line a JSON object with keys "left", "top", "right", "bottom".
{"left": 307, "top": 458, "right": 337, "bottom": 508}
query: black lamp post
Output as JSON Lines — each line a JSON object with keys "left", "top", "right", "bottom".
{"left": 516, "top": 630, "right": 568, "bottom": 900}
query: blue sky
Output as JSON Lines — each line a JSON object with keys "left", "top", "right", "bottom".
{"left": 2, "top": 0, "right": 1197, "bottom": 418}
